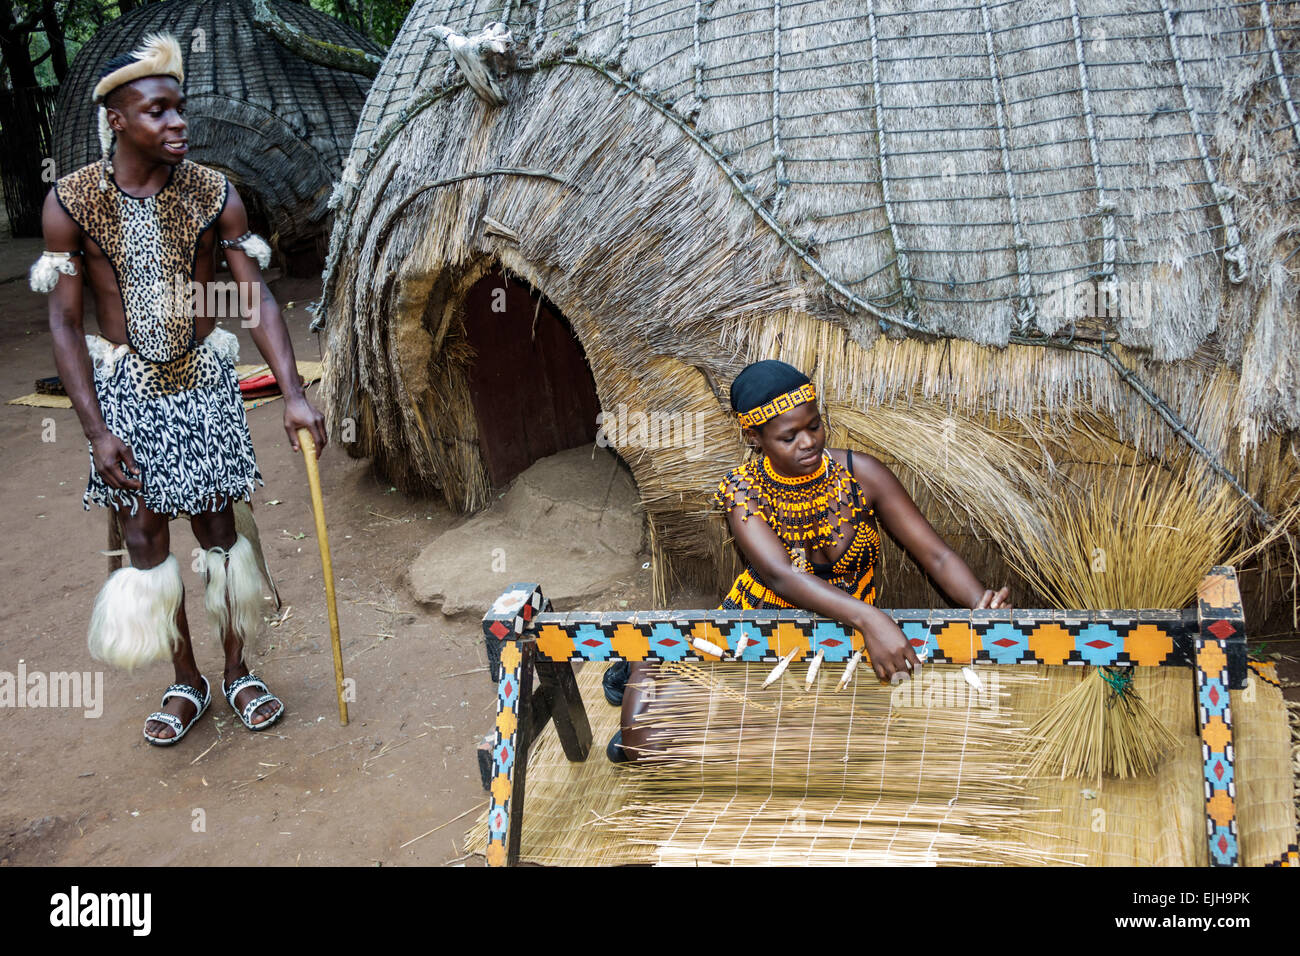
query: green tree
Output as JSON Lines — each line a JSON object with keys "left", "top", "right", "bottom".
{"left": 307, "top": 0, "right": 410, "bottom": 47}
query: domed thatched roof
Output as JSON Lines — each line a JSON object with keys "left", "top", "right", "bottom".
{"left": 320, "top": 0, "right": 1299, "bottom": 610}
{"left": 55, "top": 0, "right": 382, "bottom": 268}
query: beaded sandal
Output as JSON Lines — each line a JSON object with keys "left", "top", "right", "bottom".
{"left": 222, "top": 674, "right": 284, "bottom": 731}
{"left": 143, "top": 677, "right": 210, "bottom": 746}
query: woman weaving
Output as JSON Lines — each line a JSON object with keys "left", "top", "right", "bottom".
{"left": 605, "top": 359, "right": 1010, "bottom": 761}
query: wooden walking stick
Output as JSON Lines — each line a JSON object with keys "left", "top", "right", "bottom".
{"left": 298, "top": 428, "right": 348, "bottom": 725}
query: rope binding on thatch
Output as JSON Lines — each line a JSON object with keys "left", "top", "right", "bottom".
{"left": 1157, "top": 0, "right": 1246, "bottom": 284}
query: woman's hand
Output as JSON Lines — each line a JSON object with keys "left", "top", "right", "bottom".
{"left": 975, "top": 586, "right": 1012, "bottom": 610}
{"left": 857, "top": 606, "right": 921, "bottom": 683}
{"left": 90, "top": 430, "right": 142, "bottom": 492}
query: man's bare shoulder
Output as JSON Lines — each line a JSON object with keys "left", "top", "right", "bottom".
{"left": 41, "top": 185, "right": 83, "bottom": 246}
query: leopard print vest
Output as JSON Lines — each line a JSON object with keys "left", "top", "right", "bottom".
{"left": 55, "top": 160, "right": 228, "bottom": 364}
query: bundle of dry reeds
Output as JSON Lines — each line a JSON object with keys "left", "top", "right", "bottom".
{"left": 1023, "top": 667, "right": 1181, "bottom": 781}
{"left": 998, "top": 448, "right": 1247, "bottom": 611}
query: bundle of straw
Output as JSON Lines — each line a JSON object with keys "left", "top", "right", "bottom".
{"left": 1023, "top": 667, "right": 1181, "bottom": 780}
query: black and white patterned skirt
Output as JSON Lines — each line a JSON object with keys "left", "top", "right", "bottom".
{"left": 84, "top": 327, "right": 264, "bottom": 516}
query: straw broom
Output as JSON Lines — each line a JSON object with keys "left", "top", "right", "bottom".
{"left": 1022, "top": 667, "right": 1180, "bottom": 780}
{"left": 1003, "top": 455, "right": 1247, "bottom": 779}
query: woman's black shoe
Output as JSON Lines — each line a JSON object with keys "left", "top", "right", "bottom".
{"left": 602, "top": 660, "right": 631, "bottom": 706}
{"left": 606, "top": 729, "right": 630, "bottom": 763}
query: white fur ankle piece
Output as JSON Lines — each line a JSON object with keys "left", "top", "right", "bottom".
{"left": 87, "top": 555, "right": 183, "bottom": 671}
{"left": 202, "top": 534, "right": 264, "bottom": 643}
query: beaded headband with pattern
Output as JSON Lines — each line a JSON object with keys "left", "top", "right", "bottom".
{"left": 737, "top": 382, "right": 817, "bottom": 428}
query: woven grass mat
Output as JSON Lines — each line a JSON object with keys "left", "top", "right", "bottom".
{"left": 465, "top": 663, "right": 1296, "bottom": 866}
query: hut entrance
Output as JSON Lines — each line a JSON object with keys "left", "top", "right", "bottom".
{"left": 463, "top": 267, "right": 602, "bottom": 488}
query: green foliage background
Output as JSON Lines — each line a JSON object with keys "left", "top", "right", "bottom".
{"left": 11, "top": 0, "right": 408, "bottom": 90}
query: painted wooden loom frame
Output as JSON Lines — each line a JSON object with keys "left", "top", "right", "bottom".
{"left": 480, "top": 565, "right": 1249, "bottom": 867}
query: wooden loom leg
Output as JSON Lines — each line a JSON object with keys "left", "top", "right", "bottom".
{"left": 1194, "top": 566, "right": 1246, "bottom": 867}
{"left": 485, "top": 639, "right": 537, "bottom": 867}
{"left": 535, "top": 659, "right": 592, "bottom": 762}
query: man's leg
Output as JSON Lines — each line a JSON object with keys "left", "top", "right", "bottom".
{"left": 107, "top": 505, "right": 205, "bottom": 741}
{"left": 191, "top": 506, "right": 281, "bottom": 726}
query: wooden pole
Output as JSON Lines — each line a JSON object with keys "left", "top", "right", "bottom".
{"left": 298, "top": 428, "right": 348, "bottom": 725}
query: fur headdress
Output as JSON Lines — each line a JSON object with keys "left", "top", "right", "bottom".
{"left": 92, "top": 33, "right": 186, "bottom": 191}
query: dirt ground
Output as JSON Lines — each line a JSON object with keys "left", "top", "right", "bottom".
{"left": 0, "top": 228, "right": 670, "bottom": 867}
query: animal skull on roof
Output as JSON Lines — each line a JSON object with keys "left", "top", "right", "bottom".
{"left": 432, "top": 22, "right": 516, "bottom": 106}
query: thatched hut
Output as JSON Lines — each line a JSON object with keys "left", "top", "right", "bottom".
{"left": 54, "top": 0, "right": 383, "bottom": 274}
{"left": 319, "top": 0, "right": 1300, "bottom": 619}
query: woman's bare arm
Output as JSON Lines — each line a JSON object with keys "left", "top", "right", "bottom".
{"left": 725, "top": 482, "right": 920, "bottom": 681}
{"left": 846, "top": 450, "right": 1010, "bottom": 610}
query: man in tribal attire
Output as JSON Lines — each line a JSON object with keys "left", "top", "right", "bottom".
{"left": 34, "top": 33, "right": 328, "bottom": 745}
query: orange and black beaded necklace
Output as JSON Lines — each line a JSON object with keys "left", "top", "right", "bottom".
{"left": 751, "top": 452, "right": 858, "bottom": 549}
{"left": 713, "top": 452, "right": 869, "bottom": 556}
{"left": 713, "top": 451, "right": 880, "bottom": 609}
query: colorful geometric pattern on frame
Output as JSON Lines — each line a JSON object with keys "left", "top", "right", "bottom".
{"left": 482, "top": 568, "right": 1251, "bottom": 867}
{"left": 524, "top": 610, "right": 1197, "bottom": 670}
{"left": 485, "top": 638, "right": 523, "bottom": 869}
{"left": 1195, "top": 568, "right": 1246, "bottom": 867}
